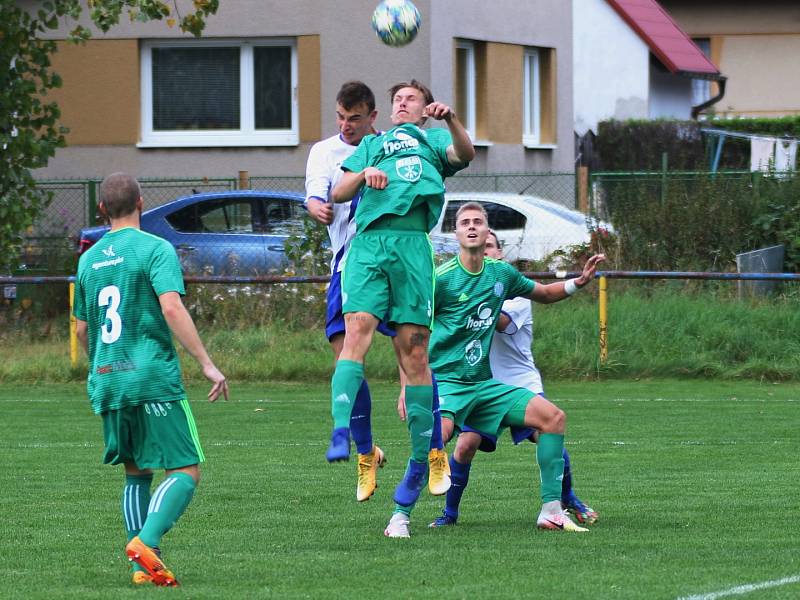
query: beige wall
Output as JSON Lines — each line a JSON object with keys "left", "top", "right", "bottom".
{"left": 484, "top": 43, "right": 523, "bottom": 144}
{"left": 297, "top": 35, "right": 321, "bottom": 143}
{"left": 717, "top": 35, "right": 800, "bottom": 116}
{"left": 48, "top": 40, "right": 139, "bottom": 145}
{"left": 34, "top": 0, "right": 574, "bottom": 178}
{"left": 660, "top": 0, "right": 800, "bottom": 35}
{"left": 660, "top": 1, "right": 800, "bottom": 116}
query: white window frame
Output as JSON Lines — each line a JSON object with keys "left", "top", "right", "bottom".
{"left": 523, "top": 48, "right": 541, "bottom": 147}
{"left": 139, "top": 38, "right": 298, "bottom": 148}
{"left": 455, "top": 40, "right": 477, "bottom": 140}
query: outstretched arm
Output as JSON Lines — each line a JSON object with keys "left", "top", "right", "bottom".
{"left": 526, "top": 254, "right": 606, "bottom": 304}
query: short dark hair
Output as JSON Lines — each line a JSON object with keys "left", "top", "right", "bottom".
{"left": 388, "top": 79, "right": 434, "bottom": 105}
{"left": 487, "top": 229, "right": 502, "bottom": 248}
{"left": 336, "top": 80, "right": 376, "bottom": 112}
{"left": 100, "top": 173, "right": 141, "bottom": 219}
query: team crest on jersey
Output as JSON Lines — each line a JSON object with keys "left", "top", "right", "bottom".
{"left": 465, "top": 339, "right": 482, "bottom": 366}
{"left": 396, "top": 156, "right": 422, "bottom": 182}
{"left": 494, "top": 282, "right": 505, "bottom": 298}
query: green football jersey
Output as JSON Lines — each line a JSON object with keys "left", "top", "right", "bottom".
{"left": 430, "top": 256, "right": 535, "bottom": 383}
{"left": 73, "top": 227, "right": 186, "bottom": 414}
{"left": 341, "top": 123, "right": 467, "bottom": 234}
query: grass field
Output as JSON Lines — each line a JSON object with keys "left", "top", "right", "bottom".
{"left": 2, "top": 380, "right": 799, "bottom": 599}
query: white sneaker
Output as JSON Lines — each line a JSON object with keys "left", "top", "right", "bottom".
{"left": 384, "top": 512, "right": 411, "bottom": 538}
{"left": 536, "top": 506, "right": 589, "bottom": 533}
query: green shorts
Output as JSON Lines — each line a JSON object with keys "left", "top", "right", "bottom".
{"left": 438, "top": 378, "right": 534, "bottom": 438}
{"left": 342, "top": 230, "right": 434, "bottom": 328}
{"left": 101, "top": 399, "right": 204, "bottom": 470}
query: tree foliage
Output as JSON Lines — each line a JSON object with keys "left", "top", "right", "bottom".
{"left": 0, "top": 0, "right": 218, "bottom": 272}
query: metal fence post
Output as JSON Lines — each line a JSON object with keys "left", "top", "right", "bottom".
{"left": 599, "top": 275, "right": 608, "bottom": 364}
{"left": 578, "top": 166, "right": 589, "bottom": 214}
{"left": 69, "top": 282, "right": 78, "bottom": 368}
{"left": 87, "top": 179, "right": 98, "bottom": 226}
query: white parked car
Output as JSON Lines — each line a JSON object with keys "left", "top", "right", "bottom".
{"left": 432, "top": 192, "right": 610, "bottom": 262}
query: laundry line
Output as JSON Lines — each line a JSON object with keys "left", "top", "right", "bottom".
{"left": 701, "top": 127, "right": 798, "bottom": 173}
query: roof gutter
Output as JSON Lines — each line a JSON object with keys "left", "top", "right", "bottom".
{"left": 691, "top": 75, "right": 727, "bottom": 119}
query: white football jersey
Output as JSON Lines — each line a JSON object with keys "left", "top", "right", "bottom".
{"left": 305, "top": 133, "right": 366, "bottom": 274}
{"left": 489, "top": 295, "right": 544, "bottom": 395}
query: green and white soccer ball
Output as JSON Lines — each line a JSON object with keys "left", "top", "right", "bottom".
{"left": 371, "top": 0, "right": 421, "bottom": 47}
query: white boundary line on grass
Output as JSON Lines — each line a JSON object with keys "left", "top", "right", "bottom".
{"left": 678, "top": 575, "right": 800, "bottom": 600}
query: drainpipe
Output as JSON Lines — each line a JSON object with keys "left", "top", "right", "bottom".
{"left": 691, "top": 76, "right": 727, "bottom": 119}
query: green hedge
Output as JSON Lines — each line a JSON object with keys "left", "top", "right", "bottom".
{"left": 596, "top": 117, "right": 800, "bottom": 171}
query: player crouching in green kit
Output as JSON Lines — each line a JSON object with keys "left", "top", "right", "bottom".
{"left": 386, "top": 202, "right": 604, "bottom": 537}
{"left": 73, "top": 173, "right": 228, "bottom": 585}
{"left": 328, "top": 80, "right": 475, "bottom": 518}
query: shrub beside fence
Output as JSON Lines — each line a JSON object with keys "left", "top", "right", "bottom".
{"left": 591, "top": 170, "right": 800, "bottom": 273}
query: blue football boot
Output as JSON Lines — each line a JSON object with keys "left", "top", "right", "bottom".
{"left": 326, "top": 427, "right": 351, "bottom": 462}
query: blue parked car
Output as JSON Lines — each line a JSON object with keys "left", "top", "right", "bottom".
{"left": 77, "top": 190, "right": 307, "bottom": 275}
{"left": 77, "top": 189, "right": 460, "bottom": 275}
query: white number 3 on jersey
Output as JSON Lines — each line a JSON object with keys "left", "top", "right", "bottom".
{"left": 98, "top": 285, "right": 122, "bottom": 344}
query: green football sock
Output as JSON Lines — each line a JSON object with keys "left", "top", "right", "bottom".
{"left": 122, "top": 473, "right": 152, "bottom": 572}
{"left": 405, "top": 385, "right": 434, "bottom": 463}
{"left": 139, "top": 472, "right": 196, "bottom": 548}
{"left": 537, "top": 433, "right": 566, "bottom": 503}
{"left": 394, "top": 503, "right": 413, "bottom": 517}
{"left": 331, "top": 360, "right": 364, "bottom": 430}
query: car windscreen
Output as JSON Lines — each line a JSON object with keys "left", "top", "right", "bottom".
{"left": 441, "top": 201, "right": 527, "bottom": 232}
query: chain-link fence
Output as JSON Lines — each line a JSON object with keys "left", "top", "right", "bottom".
{"left": 18, "top": 172, "right": 579, "bottom": 277}
{"left": 591, "top": 169, "right": 800, "bottom": 272}
{"left": 22, "top": 168, "right": 800, "bottom": 279}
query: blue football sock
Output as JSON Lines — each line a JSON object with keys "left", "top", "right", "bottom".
{"left": 429, "top": 374, "right": 443, "bottom": 451}
{"left": 561, "top": 448, "right": 574, "bottom": 501}
{"left": 444, "top": 455, "right": 471, "bottom": 519}
{"left": 350, "top": 379, "right": 373, "bottom": 455}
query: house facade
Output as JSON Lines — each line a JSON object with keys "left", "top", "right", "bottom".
{"left": 32, "top": 0, "right": 575, "bottom": 179}
{"left": 573, "top": 0, "right": 722, "bottom": 135}
{"left": 660, "top": 0, "right": 800, "bottom": 118}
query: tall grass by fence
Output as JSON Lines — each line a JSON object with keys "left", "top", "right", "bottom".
{"left": 3, "top": 285, "right": 800, "bottom": 383}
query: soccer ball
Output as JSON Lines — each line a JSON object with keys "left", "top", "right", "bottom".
{"left": 371, "top": 0, "right": 421, "bottom": 47}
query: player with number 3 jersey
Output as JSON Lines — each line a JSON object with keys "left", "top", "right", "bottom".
{"left": 73, "top": 173, "right": 227, "bottom": 587}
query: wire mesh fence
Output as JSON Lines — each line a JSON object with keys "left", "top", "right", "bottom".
{"left": 590, "top": 169, "right": 800, "bottom": 273}
{"left": 17, "top": 167, "right": 800, "bottom": 286}
{"left": 14, "top": 172, "right": 581, "bottom": 280}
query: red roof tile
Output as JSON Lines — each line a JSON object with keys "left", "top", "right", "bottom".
{"left": 606, "top": 0, "right": 721, "bottom": 77}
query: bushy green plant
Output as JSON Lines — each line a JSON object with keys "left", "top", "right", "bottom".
{"left": 284, "top": 216, "right": 331, "bottom": 276}
{"left": 751, "top": 175, "right": 800, "bottom": 272}
{"left": 599, "top": 173, "right": 770, "bottom": 271}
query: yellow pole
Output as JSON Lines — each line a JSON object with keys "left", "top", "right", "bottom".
{"left": 598, "top": 276, "right": 608, "bottom": 363}
{"left": 69, "top": 282, "right": 78, "bottom": 368}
